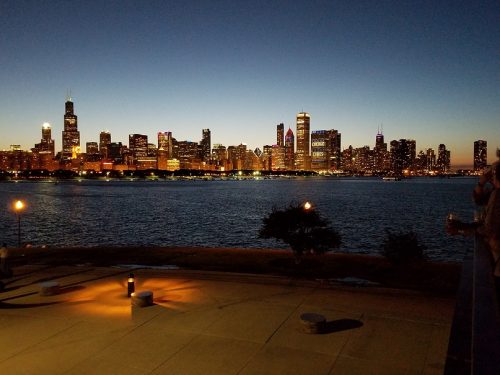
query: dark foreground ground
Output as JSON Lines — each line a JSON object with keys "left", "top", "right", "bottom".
{"left": 7, "top": 246, "right": 461, "bottom": 295}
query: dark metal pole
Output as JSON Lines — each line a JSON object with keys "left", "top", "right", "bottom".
{"left": 17, "top": 214, "right": 21, "bottom": 248}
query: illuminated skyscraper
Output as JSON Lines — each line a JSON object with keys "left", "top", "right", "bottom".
{"left": 284, "top": 128, "right": 294, "bottom": 170}
{"left": 277, "top": 123, "right": 284, "bottom": 147}
{"left": 37, "top": 122, "right": 55, "bottom": 156}
{"left": 437, "top": 144, "right": 450, "bottom": 172}
{"left": 295, "top": 112, "right": 310, "bottom": 170}
{"left": 311, "top": 129, "right": 342, "bottom": 171}
{"left": 473, "top": 140, "right": 487, "bottom": 171}
{"left": 158, "top": 131, "right": 174, "bottom": 158}
{"left": 128, "top": 134, "right": 148, "bottom": 164}
{"left": 32, "top": 122, "right": 55, "bottom": 170}
{"left": 271, "top": 145, "right": 285, "bottom": 170}
{"left": 99, "top": 131, "right": 111, "bottom": 158}
{"left": 374, "top": 130, "right": 387, "bottom": 172}
{"left": 86, "top": 142, "right": 99, "bottom": 155}
{"left": 200, "top": 129, "right": 211, "bottom": 162}
{"left": 108, "top": 142, "right": 123, "bottom": 163}
{"left": 61, "top": 98, "right": 80, "bottom": 160}
{"left": 390, "top": 139, "right": 416, "bottom": 173}
{"left": 426, "top": 148, "right": 436, "bottom": 171}
{"left": 328, "top": 130, "right": 341, "bottom": 170}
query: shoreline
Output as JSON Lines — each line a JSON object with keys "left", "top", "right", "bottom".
{"left": 7, "top": 245, "right": 462, "bottom": 295}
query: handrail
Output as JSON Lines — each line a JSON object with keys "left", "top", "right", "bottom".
{"left": 444, "top": 236, "right": 500, "bottom": 374}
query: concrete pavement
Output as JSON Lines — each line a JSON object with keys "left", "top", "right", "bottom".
{"left": 0, "top": 265, "right": 454, "bottom": 374}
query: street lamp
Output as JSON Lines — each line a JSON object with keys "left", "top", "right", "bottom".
{"left": 304, "top": 201, "right": 312, "bottom": 210}
{"left": 14, "top": 200, "right": 25, "bottom": 248}
{"left": 127, "top": 273, "right": 135, "bottom": 297}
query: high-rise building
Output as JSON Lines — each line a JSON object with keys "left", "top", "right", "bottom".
{"left": 276, "top": 123, "right": 284, "bottom": 147}
{"left": 107, "top": 142, "right": 123, "bottom": 163}
{"left": 32, "top": 122, "right": 56, "bottom": 170}
{"left": 284, "top": 128, "right": 294, "bottom": 170}
{"left": 295, "top": 112, "right": 311, "bottom": 170}
{"left": 200, "top": 129, "right": 211, "bottom": 162}
{"left": 375, "top": 131, "right": 385, "bottom": 151}
{"left": 271, "top": 145, "right": 285, "bottom": 171}
{"left": 311, "top": 129, "right": 341, "bottom": 171}
{"left": 177, "top": 141, "right": 199, "bottom": 168}
{"left": 61, "top": 98, "right": 80, "bottom": 160}
{"left": 328, "top": 130, "right": 341, "bottom": 170}
{"left": 473, "top": 140, "right": 487, "bottom": 171}
{"left": 374, "top": 130, "right": 387, "bottom": 172}
{"left": 212, "top": 144, "right": 227, "bottom": 163}
{"left": 390, "top": 139, "right": 416, "bottom": 173}
{"left": 437, "top": 144, "right": 450, "bottom": 172}
{"left": 86, "top": 142, "right": 99, "bottom": 155}
{"left": 311, "top": 131, "right": 329, "bottom": 171}
{"left": 426, "top": 148, "right": 436, "bottom": 171}
{"left": 158, "top": 132, "right": 174, "bottom": 158}
{"left": 35, "top": 122, "right": 55, "bottom": 156}
{"left": 99, "top": 131, "right": 111, "bottom": 158}
{"left": 128, "top": 134, "right": 148, "bottom": 164}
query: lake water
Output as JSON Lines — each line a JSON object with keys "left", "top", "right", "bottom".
{"left": 0, "top": 177, "right": 477, "bottom": 261}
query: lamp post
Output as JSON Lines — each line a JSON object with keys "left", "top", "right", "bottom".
{"left": 14, "top": 200, "right": 25, "bottom": 248}
{"left": 303, "top": 201, "right": 312, "bottom": 210}
{"left": 127, "top": 273, "right": 135, "bottom": 297}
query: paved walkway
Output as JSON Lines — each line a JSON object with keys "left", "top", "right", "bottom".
{"left": 0, "top": 266, "right": 454, "bottom": 374}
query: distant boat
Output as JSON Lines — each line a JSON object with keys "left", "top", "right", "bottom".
{"left": 382, "top": 176, "right": 401, "bottom": 181}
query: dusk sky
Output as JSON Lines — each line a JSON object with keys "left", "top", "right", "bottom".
{"left": 1, "top": 0, "right": 499, "bottom": 167}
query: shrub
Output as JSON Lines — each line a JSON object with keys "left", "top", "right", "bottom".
{"left": 381, "top": 229, "right": 426, "bottom": 264}
{"left": 259, "top": 203, "right": 341, "bottom": 263}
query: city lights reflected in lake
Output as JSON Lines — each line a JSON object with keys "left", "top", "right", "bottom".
{"left": 0, "top": 177, "right": 475, "bottom": 261}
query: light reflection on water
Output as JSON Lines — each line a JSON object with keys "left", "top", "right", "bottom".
{"left": 0, "top": 177, "right": 476, "bottom": 261}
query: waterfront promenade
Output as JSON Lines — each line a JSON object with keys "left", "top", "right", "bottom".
{"left": 0, "top": 265, "right": 454, "bottom": 374}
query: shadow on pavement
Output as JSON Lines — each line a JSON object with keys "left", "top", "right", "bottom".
{"left": 0, "top": 301, "right": 62, "bottom": 309}
{"left": 322, "top": 319, "right": 363, "bottom": 334}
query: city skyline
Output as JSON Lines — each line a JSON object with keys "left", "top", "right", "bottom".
{"left": 1, "top": 1, "right": 499, "bottom": 167}
{"left": 0, "top": 97, "right": 493, "bottom": 172}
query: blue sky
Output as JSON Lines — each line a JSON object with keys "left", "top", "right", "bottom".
{"left": 0, "top": 0, "right": 499, "bottom": 166}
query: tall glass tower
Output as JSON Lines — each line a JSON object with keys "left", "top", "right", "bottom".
{"left": 473, "top": 140, "right": 487, "bottom": 171}
{"left": 61, "top": 98, "right": 80, "bottom": 160}
{"left": 277, "top": 123, "right": 284, "bottom": 147}
{"left": 295, "top": 112, "right": 310, "bottom": 170}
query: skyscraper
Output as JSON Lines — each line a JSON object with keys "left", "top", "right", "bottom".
{"left": 128, "top": 134, "right": 148, "bottom": 164}
{"left": 158, "top": 131, "right": 174, "bottom": 158}
{"left": 374, "top": 130, "right": 387, "bottom": 172}
{"left": 32, "top": 122, "right": 55, "bottom": 170}
{"left": 310, "top": 129, "right": 341, "bottom": 171}
{"left": 391, "top": 139, "right": 416, "bottom": 173}
{"left": 437, "top": 144, "right": 450, "bottom": 173}
{"left": 99, "top": 131, "right": 111, "bottom": 159}
{"left": 37, "top": 122, "right": 55, "bottom": 156}
{"left": 473, "top": 140, "right": 487, "bottom": 171}
{"left": 328, "top": 130, "right": 341, "bottom": 170}
{"left": 86, "top": 142, "right": 99, "bottom": 155}
{"left": 277, "top": 123, "right": 284, "bottom": 147}
{"left": 200, "top": 129, "right": 211, "bottom": 162}
{"left": 284, "top": 127, "right": 294, "bottom": 170}
{"left": 271, "top": 145, "right": 285, "bottom": 170}
{"left": 61, "top": 98, "right": 80, "bottom": 160}
{"left": 295, "top": 112, "right": 310, "bottom": 170}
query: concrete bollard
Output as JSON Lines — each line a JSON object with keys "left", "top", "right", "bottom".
{"left": 300, "top": 313, "right": 326, "bottom": 334}
{"left": 131, "top": 290, "right": 154, "bottom": 307}
{"left": 39, "top": 281, "right": 60, "bottom": 296}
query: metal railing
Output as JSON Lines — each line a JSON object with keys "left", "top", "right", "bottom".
{"left": 445, "top": 236, "right": 500, "bottom": 374}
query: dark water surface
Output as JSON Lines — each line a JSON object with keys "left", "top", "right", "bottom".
{"left": 0, "top": 177, "right": 477, "bottom": 261}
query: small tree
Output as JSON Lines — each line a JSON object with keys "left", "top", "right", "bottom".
{"left": 381, "top": 229, "right": 426, "bottom": 264}
{"left": 259, "top": 203, "right": 341, "bottom": 263}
